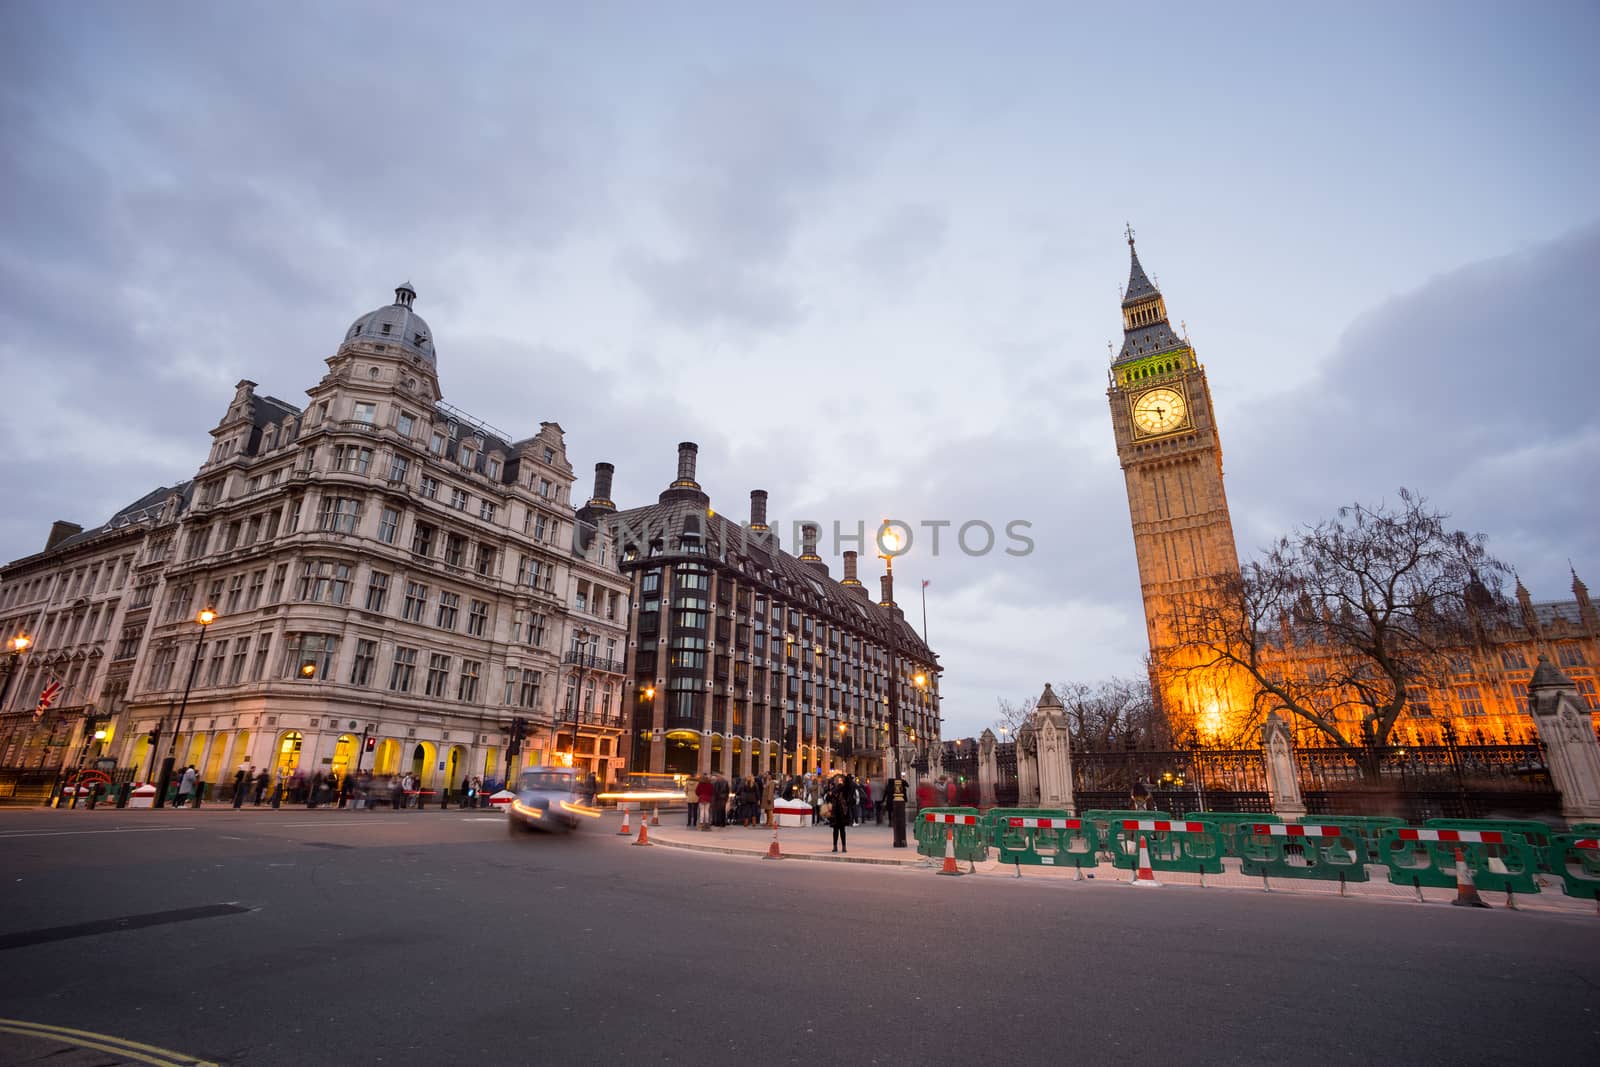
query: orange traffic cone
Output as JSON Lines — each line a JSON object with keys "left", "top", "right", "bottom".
{"left": 938, "top": 827, "right": 963, "bottom": 876}
{"left": 618, "top": 806, "right": 632, "bottom": 836}
{"left": 650, "top": 805, "right": 661, "bottom": 827}
{"left": 764, "top": 824, "right": 782, "bottom": 860}
{"left": 1131, "top": 834, "right": 1162, "bottom": 887}
{"left": 633, "top": 817, "right": 651, "bottom": 846}
{"left": 1451, "top": 847, "right": 1489, "bottom": 908}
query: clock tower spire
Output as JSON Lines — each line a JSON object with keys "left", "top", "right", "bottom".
{"left": 1107, "top": 231, "right": 1245, "bottom": 737}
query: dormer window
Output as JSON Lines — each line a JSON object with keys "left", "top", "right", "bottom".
{"left": 543, "top": 446, "right": 555, "bottom": 464}
{"left": 460, "top": 444, "right": 476, "bottom": 468}
{"left": 486, "top": 457, "right": 501, "bottom": 479}
{"left": 381, "top": 323, "right": 392, "bottom": 335}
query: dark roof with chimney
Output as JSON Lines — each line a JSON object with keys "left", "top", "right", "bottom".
{"left": 607, "top": 495, "right": 937, "bottom": 664}
{"left": 2, "top": 482, "right": 192, "bottom": 570}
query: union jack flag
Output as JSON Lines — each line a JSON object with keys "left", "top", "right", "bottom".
{"left": 34, "top": 680, "right": 62, "bottom": 719}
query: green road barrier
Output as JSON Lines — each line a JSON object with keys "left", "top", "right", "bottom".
{"left": 1549, "top": 835, "right": 1600, "bottom": 902}
{"left": 987, "top": 810, "right": 1096, "bottom": 869}
{"left": 1299, "top": 815, "right": 1405, "bottom": 864}
{"left": 1378, "top": 827, "right": 1542, "bottom": 895}
{"left": 1424, "top": 819, "right": 1560, "bottom": 873}
{"left": 1185, "top": 812, "right": 1282, "bottom": 858}
{"left": 1238, "top": 823, "right": 1370, "bottom": 884}
{"left": 1082, "top": 810, "right": 1174, "bottom": 860}
{"left": 918, "top": 808, "right": 987, "bottom": 862}
{"left": 1106, "top": 819, "right": 1224, "bottom": 874}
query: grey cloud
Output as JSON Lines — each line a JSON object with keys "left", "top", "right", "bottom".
{"left": 1230, "top": 221, "right": 1600, "bottom": 595}
{"left": 853, "top": 203, "right": 949, "bottom": 283}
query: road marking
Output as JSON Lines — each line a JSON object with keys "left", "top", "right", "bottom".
{"left": 0, "top": 903, "right": 251, "bottom": 952}
{"left": 0, "top": 1017, "right": 217, "bottom": 1067}
{"left": 0, "top": 827, "right": 198, "bottom": 839}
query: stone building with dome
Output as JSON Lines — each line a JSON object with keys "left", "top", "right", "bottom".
{"left": 0, "top": 284, "right": 633, "bottom": 792}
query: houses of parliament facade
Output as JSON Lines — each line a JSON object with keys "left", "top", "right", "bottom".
{"left": 1106, "top": 232, "right": 1599, "bottom": 745}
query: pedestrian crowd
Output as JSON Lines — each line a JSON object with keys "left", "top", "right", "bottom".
{"left": 687, "top": 771, "right": 898, "bottom": 853}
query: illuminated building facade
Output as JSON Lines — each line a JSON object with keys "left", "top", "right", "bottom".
{"left": 1107, "top": 235, "right": 1600, "bottom": 742}
{"left": 0, "top": 284, "right": 631, "bottom": 789}
{"left": 606, "top": 444, "right": 941, "bottom": 779}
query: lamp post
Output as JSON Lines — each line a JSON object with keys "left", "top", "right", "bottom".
{"left": 566, "top": 627, "right": 592, "bottom": 774}
{"left": 877, "top": 523, "right": 910, "bottom": 848}
{"left": 153, "top": 606, "right": 218, "bottom": 809}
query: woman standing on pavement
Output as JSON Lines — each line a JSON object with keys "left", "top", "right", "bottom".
{"left": 827, "top": 776, "right": 850, "bottom": 853}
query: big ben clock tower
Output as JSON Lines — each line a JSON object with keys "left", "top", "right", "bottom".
{"left": 1107, "top": 229, "right": 1244, "bottom": 735}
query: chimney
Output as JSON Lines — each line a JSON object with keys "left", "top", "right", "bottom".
{"left": 879, "top": 572, "right": 896, "bottom": 608}
{"left": 45, "top": 521, "right": 83, "bottom": 552}
{"left": 841, "top": 550, "right": 863, "bottom": 587}
{"left": 588, "top": 462, "right": 615, "bottom": 509}
{"left": 799, "top": 523, "right": 828, "bottom": 575}
{"left": 672, "top": 442, "right": 699, "bottom": 488}
{"left": 750, "top": 490, "right": 769, "bottom": 532}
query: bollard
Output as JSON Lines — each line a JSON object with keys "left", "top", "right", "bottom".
{"left": 116, "top": 783, "right": 131, "bottom": 808}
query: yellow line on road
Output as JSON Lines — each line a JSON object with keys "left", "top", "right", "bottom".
{"left": 0, "top": 1018, "right": 218, "bottom": 1066}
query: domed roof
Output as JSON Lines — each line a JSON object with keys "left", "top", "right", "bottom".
{"left": 343, "top": 282, "right": 435, "bottom": 365}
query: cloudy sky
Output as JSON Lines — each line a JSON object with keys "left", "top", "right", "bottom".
{"left": 3, "top": 1, "right": 1596, "bottom": 738}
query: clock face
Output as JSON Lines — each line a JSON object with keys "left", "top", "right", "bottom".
{"left": 1131, "top": 386, "right": 1187, "bottom": 435}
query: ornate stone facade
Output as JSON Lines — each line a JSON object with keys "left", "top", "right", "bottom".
{"left": 1, "top": 284, "right": 631, "bottom": 790}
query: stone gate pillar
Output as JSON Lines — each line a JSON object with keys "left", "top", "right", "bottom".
{"left": 978, "top": 729, "right": 997, "bottom": 808}
{"left": 1528, "top": 657, "right": 1600, "bottom": 821}
{"left": 1261, "top": 710, "right": 1306, "bottom": 818}
{"left": 1016, "top": 727, "right": 1038, "bottom": 807}
{"left": 1033, "top": 683, "right": 1076, "bottom": 813}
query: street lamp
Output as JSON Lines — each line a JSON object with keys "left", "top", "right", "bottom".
{"left": 877, "top": 522, "right": 911, "bottom": 848}
{"left": 566, "top": 627, "right": 592, "bottom": 775}
{"left": 153, "top": 607, "right": 218, "bottom": 808}
{"left": 0, "top": 633, "right": 33, "bottom": 758}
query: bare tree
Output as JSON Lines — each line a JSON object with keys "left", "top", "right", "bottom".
{"left": 1167, "top": 488, "right": 1507, "bottom": 769}
{"left": 993, "top": 677, "right": 1163, "bottom": 751}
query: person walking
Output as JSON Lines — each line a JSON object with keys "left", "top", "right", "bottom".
{"left": 761, "top": 774, "right": 776, "bottom": 829}
{"left": 176, "top": 765, "right": 197, "bottom": 808}
{"left": 253, "top": 768, "right": 270, "bottom": 805}
{"left": 827, "top": 776, "right": 849, "bottom": 853}
{"left": 685, "top": 775, "right": 699, "bottom": 827}
{"left": 232, "top": 768, "right": 248, "bottom": 809}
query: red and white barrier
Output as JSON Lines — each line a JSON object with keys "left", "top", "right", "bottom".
{"left": 1005, "top": 816, "right": 1083, "bottom": 829}
{"left": 1121, "top": 819, "right": 1208, "bottom": 834}
{"left": 924, "top": 813, "right": 980, "bottom": 825}
{"left": 1397, "top": 828, "right": 1505, "bottom": 845}
{"left": 1253, "top": 824, "right": 1346, "bottom": 838}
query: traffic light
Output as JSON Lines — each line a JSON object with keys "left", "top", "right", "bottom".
{"left": 508, "top": 717, "right": 526, "bottom": 756}
{"left": 364, "top": 735, "right": 376, "bottom": 753}
{"left": 147, "top": 729, "right": 158, "bottom": 743}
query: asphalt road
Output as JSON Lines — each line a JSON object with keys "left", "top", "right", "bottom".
{"left": 0, "top": 807, "right": 1594, "bottom": 1066}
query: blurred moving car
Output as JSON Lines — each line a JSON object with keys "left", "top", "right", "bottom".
{"left": 507, "top": 767, "right": 600, "bottom": 834}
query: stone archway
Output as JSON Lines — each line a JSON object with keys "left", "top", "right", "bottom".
{"left": 330, "top": 734, "right": 357, "bottom": 780}
{"left": 445, "top": 745, "right": 468, "bottom": 795}
{"left": 410, "top": 741, "right": 438, "bottom": 788}
{"left": 374, "top": 738, "right": 401, "bottom": 775}
{"left": 227, "top": 731, "right": 252, "bottom": 772}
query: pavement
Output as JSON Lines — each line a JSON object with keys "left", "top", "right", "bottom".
{"left": 0, "top": 806, "right": 1596, "bottom": 1064}
{"left": 645, "top": 814, "right": 1600, "bottom": 915}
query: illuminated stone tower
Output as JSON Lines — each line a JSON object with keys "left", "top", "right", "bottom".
{"left": 1106, "top": 229, "right": 1244, "bottom": 736}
